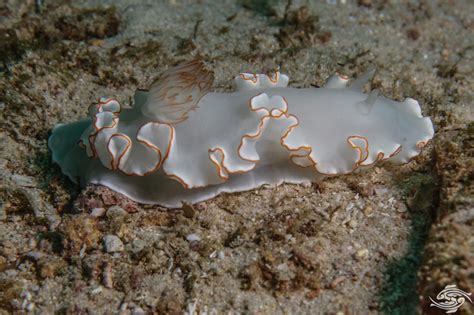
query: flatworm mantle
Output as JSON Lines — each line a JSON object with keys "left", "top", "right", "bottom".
{"left": 49, "top": 60, "right": 434, "bottom": 208}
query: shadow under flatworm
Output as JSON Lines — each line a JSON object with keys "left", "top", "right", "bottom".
{"left": 378, "top": 173, "right": 438, "bottom": 314}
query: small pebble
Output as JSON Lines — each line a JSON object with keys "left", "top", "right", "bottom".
{"left": 396, "top": 203, "right": 408, "bottom": 213}
{"left": 103, "top": 235, "right": 124, "bottom": 253}
{"left": 358, "top": 0, "right": 372, "bottom": 7}
{"left": 79, "top": 244, "right": 87, "bottom": 258}
{"left": 102, "top": 263, "right": 113, "bottom": 288}
{"left": 27, "top": 238, "right": 37, "bottom": 250}
{"left": 0, "top": 202, "right": 6, "bottom": 221}
{"left": 374, "top": 187, "right": 388, "bottom": 196}
{"left": 130, "top": 239, "right": 146, "bottom": 254}
{"left": 356, "top": 248, "right": 369, "bottom": 259}
{"left": 407, "top": 28, "right": 420, "bottom": 41}
{"left": 330, "top": 276, "right": 346, "bottom": 289}
{"left": 347, "top": 219, "right": 358, "bottom": 229}
{"left": 209, "top": 250, "right": 225, "bottom": 259}
{"left": 106, "top": 206, "right": 128, "bottom": 219}
{"left": 186, "top": 233, "right": 201, "bottom": 242}
{"left": 363, "top": 205, "right": 373, "bottom": 216}
{"left": 132, "top": 306, "right": 146, "bottom": 315}
{"left": 11, "top": 174, "right": 36, "bottom": 187}
{"left": 25, "top": 251, "right": 44, "bottom": 261}
{"left": 11, "top": 299, "right": 20, "bottom": 309}
{"left": 91, "top": 286, "right": 103, "bottom": 294}
{"left": 26, "top": 302, "right": 35, "bottom": 312}
{"left": 277, "top": 263, "right": 289, "bottom": 272}
{"left": 305, "top": 288, "right": 320, "bottom": 300}
{"left": 119, "top": 303, "right": 128, "bottom": 315}
{"left": 38, "top": 257, "right": 67, "bottom": 278}
{"left": 90, "top": 207, "right": 106, "bottom": 218}
{"left": 182, "top": 203, "right": 196, "bottom": 218}
{"left": 21, "top": 291, "right": 32, "bottom": 300}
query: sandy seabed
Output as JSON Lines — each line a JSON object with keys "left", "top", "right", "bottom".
{"left": 1, "top": 0, "right": 473, "bottom": 314}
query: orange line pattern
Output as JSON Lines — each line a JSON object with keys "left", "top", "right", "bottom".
{"left": 75, "top": 64, "right": 432, "bottom": 190}
{"left": 79, "top": 97, "right": 175, "bottom": 177}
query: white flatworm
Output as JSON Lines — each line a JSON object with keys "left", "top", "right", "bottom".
{"left": 49, "top": 59, "right": 435, "bottom": 208}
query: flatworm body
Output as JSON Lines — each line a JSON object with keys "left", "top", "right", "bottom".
{"left": 49, "top": 60, "right": 434, "bottom": 208}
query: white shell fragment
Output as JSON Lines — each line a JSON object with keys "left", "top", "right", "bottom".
{"left": 49, "top": 60, "right": 435, "bottom": 208}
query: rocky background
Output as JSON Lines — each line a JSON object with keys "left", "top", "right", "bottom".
{"left": 0, "top": 0, "right": 472, "bottom": 314}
